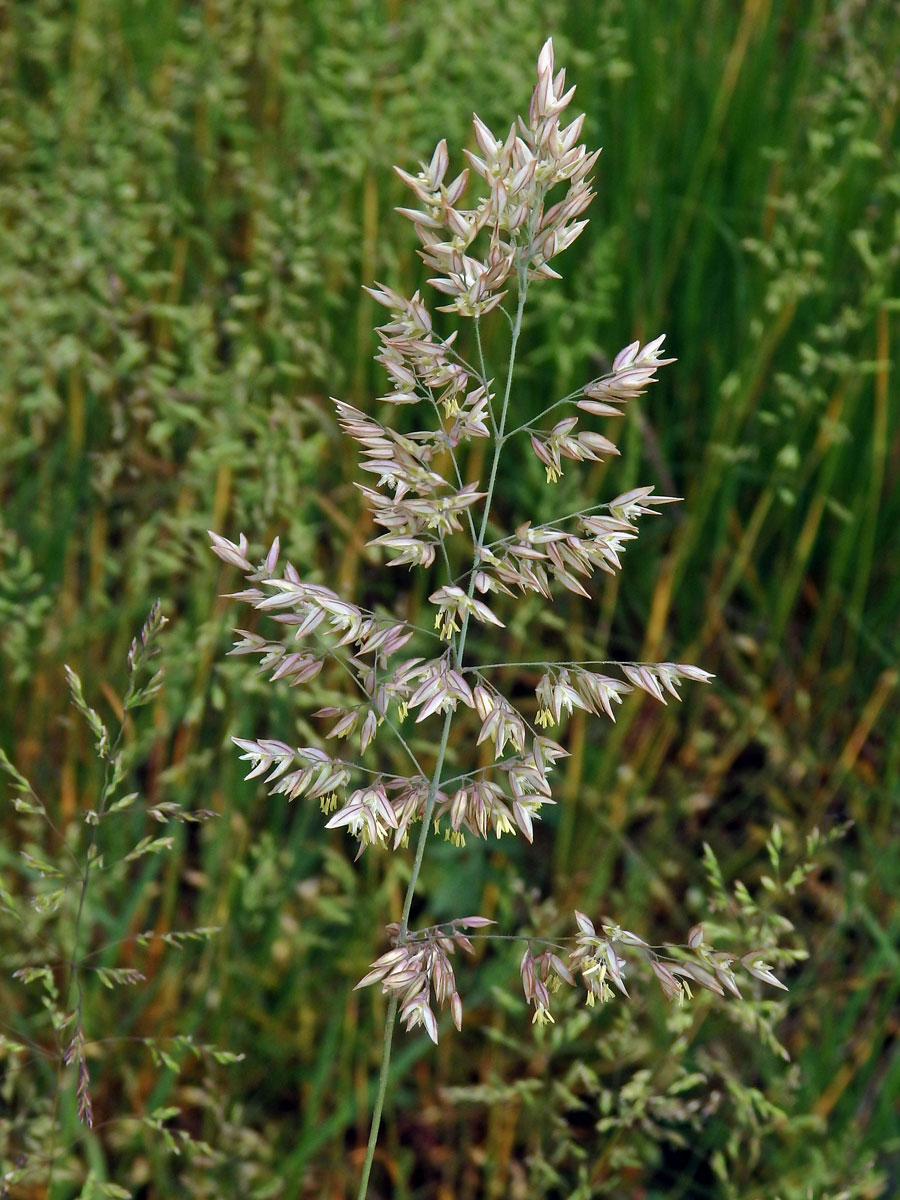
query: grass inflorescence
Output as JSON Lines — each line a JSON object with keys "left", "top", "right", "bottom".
{"left": 1, "top": 2, "right": 897, "bottom": 1197}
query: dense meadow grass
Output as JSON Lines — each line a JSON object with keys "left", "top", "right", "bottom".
{"left": 1, "top": 1, "right": 898, "bottom": 1196}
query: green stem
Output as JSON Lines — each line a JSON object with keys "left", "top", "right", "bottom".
{"left": 482, "top": 498, "right": 634, "bottom": 551}
{"left": 462, "top": 658, "right": 652, "bottom": 671}
{"left": 356, "top": 280, "right": 530, "bottom": 1199}
{"left": 48, "top": 683, "right": 133, "bottom": 1193}
{"left": 502, "top": 384, "right": 589, "bottom": 437}
{"left": 354, "top": 997, "right": 397, "bottom": 1200}
{"left": 473, "top": 317, "right": 498, "bottom": 437}
{"left": 326, "top": 647, "right": 428, "bottom": 782}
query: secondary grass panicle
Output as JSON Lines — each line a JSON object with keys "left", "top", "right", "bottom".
{"left": 210, "top": 39, "right": 789, "bottom": 1197}
{"left": 0, "top": 606, "right": 233, "bottom": 1194}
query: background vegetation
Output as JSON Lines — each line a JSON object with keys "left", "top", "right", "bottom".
{"left": 1, "top": 0, "right": 897, "bottom": 1196}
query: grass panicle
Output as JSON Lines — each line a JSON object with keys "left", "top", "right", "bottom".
{"left": 1, "top": 2, "right": 897, "bottom": 1195}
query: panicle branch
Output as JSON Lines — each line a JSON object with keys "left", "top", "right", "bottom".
{"left": 354, "top": 913, "right": 788, "bottom": 1042}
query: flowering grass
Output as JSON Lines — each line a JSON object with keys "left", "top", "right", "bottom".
{"left": 1, "top": 2, "right": 898, "bottom": 1196}
{"left": 210, "top": 39, "right": 793, "bottom": 1197}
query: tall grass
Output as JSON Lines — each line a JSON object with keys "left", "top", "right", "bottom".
{"left": 1, "top": 0, "right": 897, "bottom": 1195}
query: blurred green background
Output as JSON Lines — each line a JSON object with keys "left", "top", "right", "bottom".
{"left": 1, "top": 0, "right": 898, "bottom": 1196}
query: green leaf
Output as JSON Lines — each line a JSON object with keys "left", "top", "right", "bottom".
{"left": 0, "top": 746, "right": 35, "bottom": 793}
{"left": 209, "top": 1048, "right": 246, "bottom": 1064}
{"left": 108, "top": 792, "right": 139, "bottom": 814}
{"left": 94, "top": 967, "right": 146, "bottom": 989}
{"left": 148, "top": 1106, "right": 181, "bottom": 1122}
{"left": 32, "top": 888, "right": 67, "bottom": 915}
{"left": 13, "top": 796, "right": 44, "bottom": 815}
{"left": 64, "top": 665, "right": 111, "bottom": 757}
{"left": 13, "top": 965, "right": 54, "bottom": 987}
{"left": 124, "top": 836, "right": 175, "bottom": 863}
{"left": 20, "top": 849, "right": 69, "bottom": 880}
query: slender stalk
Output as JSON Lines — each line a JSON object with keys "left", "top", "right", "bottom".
{"left": 474, "top": 317, "right": 488, "bottom": 384}
{"left": 482, "top": 498, "right": 640, "bottom": 550}
{"left": 437, "top": 492, "right": 650, "bottom": 593}
{"left": 354, "top": 996, "right": 397, "bottom": 1200}
{"left": 425, "top": 396, "right": 478, "bottom": 544}
{"left": 48, "top": 687, "right": 130, "bottom": 1193}
{"left": 473, "top": 317, "right": 498, "bottom": 437}
{"left": 464, "top": 658, "right": 656, "bottom": 671}
{"left": 324, "top": 646, "right": 428, "bottom": 782}
{"left": 502, "top": 383, "right": 591, "bottom": 438}
{"left": 356, "top": 279, "right": 531, "bottom": 1199}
